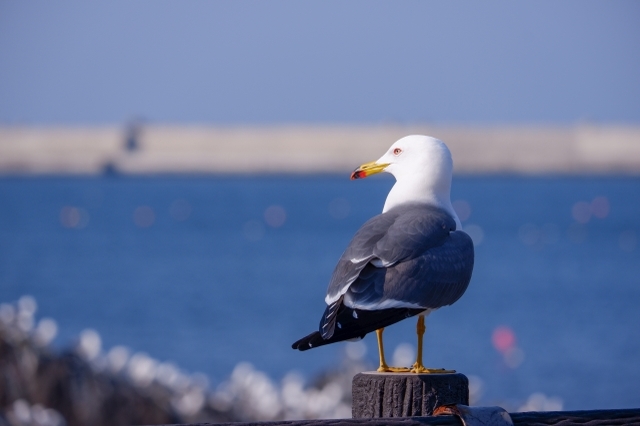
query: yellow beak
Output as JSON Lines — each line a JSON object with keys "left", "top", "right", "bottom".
{"left": 350, "top": 161, "right": 390, "bottom": 180}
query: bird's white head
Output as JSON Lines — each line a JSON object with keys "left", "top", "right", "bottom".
{"left": 351, "top": 135, "right": 461, "bottom": 229}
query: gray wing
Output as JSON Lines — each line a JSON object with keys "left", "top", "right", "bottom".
{"left": 324, "top": 211, "right": 395, "bottom": 303}
{"left": 325, "top": 203, "right": 467, "bottom": 306}
{"left": 345, "top": 230, "right": 474, "bottom": 309}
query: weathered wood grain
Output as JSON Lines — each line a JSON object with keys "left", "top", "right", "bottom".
{"left": 351, "top": 372, "right": 469, "bottom": 418}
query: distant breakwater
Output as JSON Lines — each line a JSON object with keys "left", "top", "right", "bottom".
{"left": 1, "top": 124, "right": 639, "bottom": 175}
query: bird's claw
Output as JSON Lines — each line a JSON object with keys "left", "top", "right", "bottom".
{"left": 410, "top": 364, "right": 456, "bottom": 374}
{"left": 377, "top": 365, "right": 411, "bottom": 373}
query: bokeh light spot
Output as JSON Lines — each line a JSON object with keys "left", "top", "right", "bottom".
{"left": 518, "top": 392, "right": 563, "bottom": 412}
{"left": 60, "top": 206, "right": 80, "bottom": 228}
{"left": 345, "top": 341, "right": 367, "bottom": 361}
{"left": 392, "top": 343, "right": 415, "bottom": 367}
{"left": 452, "top": 200, "right": 471, "bottom": 222}
{"left": 18, "top": 295, "right": 37, "bottom": 316}
{"left": 33, "top": 318, "right": 58, "bottom": 347}
{"left": 107, "top": 346, "right": 130, "bottom": 374}
{"left": 128, "top": 352, "right": 158, "bottom": 387}
{"left": 60, "top": 206, "right": 89, "bottom": 229}
{"left": 571, "top": 201, "right": 591, "bottom": 224}
{"left": 133, "top": 206, "right": 155, "bottom": 228}
{"left": 492, "top": 326, "right": 516, "bottom": 354}
{"left": 467, "top": 375, "right": 484, "bottom": 404}
{"left": 264, "top": 205, "right": 287, "bottom": 228}
{"left": 0, "top": 304, "right": 15, "bottom": 325}
{"left": 519, "top": 223, "right": 559, "bottom": 247}
{"left": 591, "top": 196, "right": 610, "bottom": 219}
{"left": 464, "top": 224, "right": 484, "bottom": 246}
{"left": 77, "top": 329, "right": 102, "bottom": 360}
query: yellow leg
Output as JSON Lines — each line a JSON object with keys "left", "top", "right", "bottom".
{"left": 376, "top": 328, "right": 410, "bottom": 373}
{"left": 411, "top": 316, "right": 456, "bottom": 374}
{"left": 413, "top": 315, "right": 426, "bottom": 370}
{"left": 376, "top": 328, "right": 389, "bottom": 372}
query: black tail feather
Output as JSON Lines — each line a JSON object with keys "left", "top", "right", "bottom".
{"left": 292, "top": 303, "right": 424, "bottom": 351}
{"left": 291, "top": 331, "right": 340, "bottom": 351}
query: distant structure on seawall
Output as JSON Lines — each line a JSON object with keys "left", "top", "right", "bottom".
{"left": 0, "top": 124, "right": 639, "bottom": 175}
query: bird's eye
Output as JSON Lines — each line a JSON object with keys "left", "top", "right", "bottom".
{"left": 393, "top": 148, "right": 402, "bottom": 156}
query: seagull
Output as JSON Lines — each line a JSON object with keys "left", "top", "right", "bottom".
{"left": 291, "top": 135, "right": 474, "bottom": 373}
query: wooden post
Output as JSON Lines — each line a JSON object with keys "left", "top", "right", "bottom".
{"left": 352, "top": 372, "right": 469, "bottom": 418}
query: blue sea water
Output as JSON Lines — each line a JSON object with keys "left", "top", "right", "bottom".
{"left": 0, "top": 175, "right": 639, "bottom": 410}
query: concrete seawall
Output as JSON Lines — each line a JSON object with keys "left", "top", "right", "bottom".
{"left": 1, "top": 124, "right": 639, "bottom": 175}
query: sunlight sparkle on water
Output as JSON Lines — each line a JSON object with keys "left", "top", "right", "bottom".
{"left": 518, "top": 223, "right": 560, "bottom": 247}
{"left": 391, "top": 343, "right": 415, "bottom": 367}
{"left": 77, "top": 329, "right": 102, "bottom": 361}
{"left": 33, "top": 318, "right": 58, "bottom": 347}
{"left": 571, "top": 196, "right": 610, "bottom": 224}
{"left": 464, "top": 224, "right": 484, "bottom": 246}
{"left": 591, "top": 196, "right": 610, "bottom": 219}
{"left": 452, "top": 199, "right": 471, "bottom": 222}
{"left": 492, "top": 326, "right": 524, "bottom": 369}
{"left": 107, "top": 346, "right": 131, "bottom": 374}
{"left": 264, "top": 205, "right": 287, "bottom": 228}
{"left": 133, "top": 206, "right": 155, "bottom": 228}
{"left": 60, "top": 206, "right": 89, "bottom": 229}
{"left": 345, "top": 341, "right": 367, "bottom": 361}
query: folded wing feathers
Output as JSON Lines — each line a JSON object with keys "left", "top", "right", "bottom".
{"left": 320, "top": 298, "right": 342, "bottom": 339}
{"left": 326, "top": 204, "right": 456, "bottom": 303}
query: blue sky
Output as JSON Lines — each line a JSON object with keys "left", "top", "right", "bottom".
{"left": 0, "top": 1, "right": 639, "bottom": 125}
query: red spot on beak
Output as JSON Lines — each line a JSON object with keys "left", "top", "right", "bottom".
{"left": 351, "top": 170, "right": 366, "bottom": 180}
